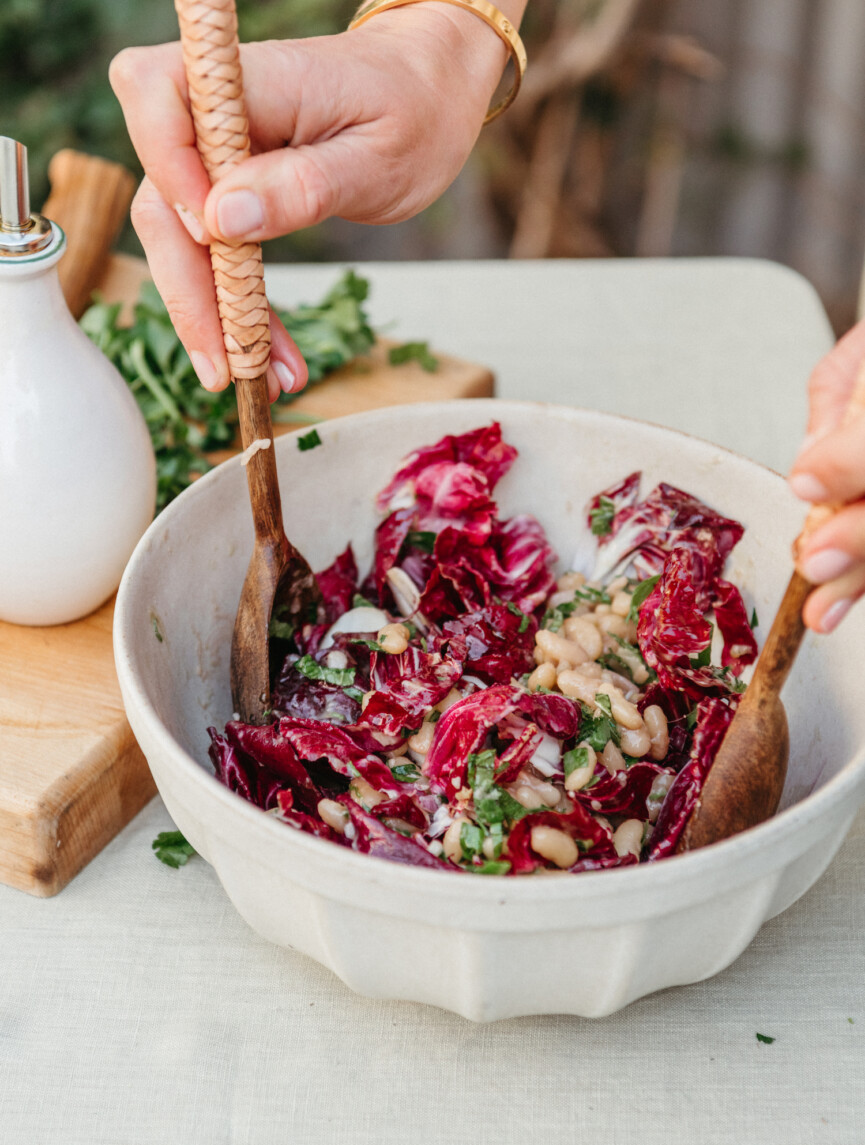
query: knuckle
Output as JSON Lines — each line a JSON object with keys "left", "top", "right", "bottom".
{"left": 289, "top": 154, "right": 337, "bottom": 226}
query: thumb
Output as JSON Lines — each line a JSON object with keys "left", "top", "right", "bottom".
{"left": 202, "top": 139, "right": 407, "bottom": 242}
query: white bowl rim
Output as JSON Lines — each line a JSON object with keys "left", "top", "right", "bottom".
{"left": 115, "top": 398, "right": 865, "bottom": 902}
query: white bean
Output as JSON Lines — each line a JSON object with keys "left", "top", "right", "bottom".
{"left": 407, "top": 721, "right": 435, "bottom": 756}
{"left": 599, "top": 613, "right": 637, "bottom": 641}
{"left": 530, "top": 825, "right": 579, "bottom": 869}
{"left": 557, "top": 669, "right": 598, "bottom": 705}
{"left": 557, "top": 571, "right": 586, "bottom": 592}
{"left": 619, "top": 725, "right": 652, "bottom": 758}
{"left": 349, "top": 777, "right": 387, "bottom": 808}
{"left": 611, "top": 590, "right": 633, "bottom": 618}
{"left": 643, "top": 704, "right": 670, "bottom": 761}
{"left": 318, "top": 798, "right": 349, "bottom": 834}
{"left": 612, "top": 818, "right": 644, "bottom": 858}
{"left": 647, "top": 772, "right": 675, "bottom": 822}
{"left": 597, "top": 685, "right": 643, "bottom": 730}
{"left": 536, "top": 628, "right": 589, "bottom": 667}
{"left": 442, "top": 817, "right": 468, "bottom": 863}
{"left": 564, "top": 742, "right": 597, "bottom": 792}
{"left": 602, "top": 741, "right": 627, "bottom": 774}
{"left": 377, "top": 622, "right": 410, "bottom": 654}
{"left": 563, "top": 616, "right": 603, "bottom": 660}
{"left": 528, "top": 661, "right": 557, "bottom": 692}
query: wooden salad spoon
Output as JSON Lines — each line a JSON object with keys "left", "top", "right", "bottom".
{"left": 175, "top": 0, "right": 321, "bottom": 725}
{"left": 678, "top": 361, "right": 865, "bottom": 851}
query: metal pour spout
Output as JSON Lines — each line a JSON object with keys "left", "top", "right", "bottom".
{"left": 0, "top": 137, "right": 56, "bottom": 257}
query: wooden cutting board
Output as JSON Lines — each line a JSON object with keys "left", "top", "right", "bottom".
{"left": 0, "top": 178, "right": 494, "bottom": 898}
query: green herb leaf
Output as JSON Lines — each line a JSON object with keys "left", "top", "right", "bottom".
{"left": 589, "top": 495, "right": 616, "bottom": 536}
{"left": 294, "top": 654, "right": 356, "bottom": 687}
{"left": 578, "top": 700, "right": 620, "bottom": 750}
{"left": 755, "top": 1033, "right": 776, "bottom": 1044}
{"left": 268, "top": 618, "right": 295, "bottom": 640}
{"left": 563, "top": 745, "right": 591, "bottom": 779}
{"left": 468, "top": 860, "right": 511, "bottom": 875}
{"left": 152, "top": 830, "right": 196, "bottom": 869}
{"left": 389, "top": 761, "right": 421, "bottom": 782}
{"left": 404, "top": 530, "right": 437, "bottom": 554}
{"left": 388, "top": 341, "right": 439, "bottom": 372}
{"left": 690, "top": 641, "right": 712, "bottom": 669}
{"left": 750, "top": 607, "right": 759, "bottom": 629}
{"left": 297, "top": 428, "right": 322, "bottom": 452}
{"left": 460, "top": 821, "right": 484, "bottom": 860}
{"left": 151, "top": 617, "right": 164, "bottom": 643}
{"left": 505, "top": 601, "right": 530, "bottom": 633}
{"left": 352, "top": 593, "right": 375, "bottom": 608}
{"left": 628, "top": 575, "right": 661, "bottom": 622}
{"left": 343, "top": 686, "right": 365, "bottom": 703}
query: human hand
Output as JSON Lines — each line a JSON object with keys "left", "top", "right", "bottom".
{"left": 789, "top": 318, "right": 865, "bottom": 632}
{"left": 110, "top": 4, "right": 514, "bottom": 401}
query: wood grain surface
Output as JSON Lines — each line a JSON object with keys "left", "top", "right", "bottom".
{"left": 0, "top": 252, "right": 494, "bottom": 897}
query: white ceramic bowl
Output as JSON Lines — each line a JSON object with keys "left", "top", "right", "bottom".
{"left": 114, "top": 401, "right": 865, "bottom": 1020}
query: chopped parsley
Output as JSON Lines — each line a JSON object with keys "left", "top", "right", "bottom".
{"left": 459, "top": 822, "right": 484, "bottom": 860}
{"left": 294, "top": 654, "right": 356, "bottom": 687}
{"left": 627, "top": 575, "right": 661, "bottom": 622}
{"left": 689, "top": 641, "right": 712, "bottom": 670}
{"left": 389, "top": 761, "right": 421, "bottom": 782}
{"left": 152, "top": 830, "right": 196, "bottom": 868}
{"left": 578, "top": 699, "right": 620, "bottom": 750}
{"left": 297, "top": 428, "right": 322, "bottom": 452}
{"left": 404, "top": 530, "right": 437, "bottom": 554}
{"left": 268, "top": 617, "right": 295, "bottom": 640}
{"left": 563, "top": 745, "right": 592, "bottom": 779}
{"left": 151, "top": 616, "right": 164, "bottom": 643}
{"left": 468, "top": 751, "right": 538, "bottom": 828}
{"left": 589, "top": 495, "right": 616, "bottom": 536}
{"left": 388, "top": 340, "right": 439, "bottom": 372}
{"left": 468, "top": 860, "right": 512, "bottom": 875}
{"left": 506, "top": 601, "right": 530, "bottom": 633}
{"left": 352, "top": 593, "right": 375, "bottom": 608}
{"left": 755, "top": 1033, "right": 776, "bottom": 1045}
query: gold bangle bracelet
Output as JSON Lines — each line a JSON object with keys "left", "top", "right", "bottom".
{"left": 348, "top": 0, "right": 527, "bottom": 124}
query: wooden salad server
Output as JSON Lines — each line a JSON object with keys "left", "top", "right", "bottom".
{"left": 175, "top": 0, "right": 321, "bottom": 724}
{"left": 678, "top": 361, "right": 865, "bottom": 851}
{"left": 41, "top": 149, "right": 136, "bottom": 319}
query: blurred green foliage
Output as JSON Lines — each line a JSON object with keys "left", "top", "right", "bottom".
{"left": 1, "top": 0, "right": 353, "bottom": 219}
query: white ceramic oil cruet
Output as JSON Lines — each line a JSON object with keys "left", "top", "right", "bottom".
{"left": 0, "top": 136, "right": 157, "bottom": 625}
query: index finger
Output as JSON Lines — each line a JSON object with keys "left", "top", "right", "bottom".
{"left": 110, "top": 42, "right": 212, "bottom": 223}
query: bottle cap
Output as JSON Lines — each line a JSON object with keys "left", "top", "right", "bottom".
{"left": 0, "top": 137, "right": 61, "bottom": 259}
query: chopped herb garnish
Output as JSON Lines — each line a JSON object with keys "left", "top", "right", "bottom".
{"left": 506, "top": 601, "right": 530, "bottom": 633}
{"left": 750, "top": 607, "right": 759, "bottom": 629}
{"left": 152, "top": 830, "right": 196, "bottom": 868}
{"left": 563, "top": 746, "right": 592, "bottom": 779}
{"left": 686, "top": 707, "right": 699, "bottom": 730}
{"left": 755, "top": 1033, "right": 776, "bottom": 1045}
{"left": 348, "top": 636, "right": 385, "bottom": 652}
{"left": 297, "top": 428, "right": 322, "bottom": 452}
{"left": 578, "top": 699, "right": 620, "bottom": 750}
{"left": 589, "top": 495, "right": 616, "bottom": 536}
{"left": 404, "top": 530, "right": 437, "bottom": 554}
{"left": 352, "top": 593, "right": 375, "bottom": 609}
{"left": 628, "top": 575, "right": 661, "bottom": 622}
{"left": 343, "top": 686, "right": 364, "bottom": 703}
{"left": 428, "top": 709, "right": 442, "bottom": 723}
{"left": 468, "top": 860, "right": 511, "bottom": 875}
{"left": 294, "top": 654, "right": 356, "bottom": 687}
{"left": 151, "top": 617, "right": 164, "bottom": 643}
{"left": 469, "top": 751, "right": 541, "bottom": 827}
{"left": 389, "top": 761, "right": 421, "bottom": 782}
{"left": 460, "top": 821, "right": 484, "bottom": 860}
{"left": 689, "top": 641, "right": 712, "bottom": 669}
{"left": 268, "top": 618, "right": 295, "bottom": 640}
{"left": 543, "top": 601, "right": 577, "bottom": 631}
{"left": 388, "top": 340, "right": 439, "bottom": 372}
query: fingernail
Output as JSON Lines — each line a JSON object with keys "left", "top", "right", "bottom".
{"left": 216, "top": 190, "right": 264, "bottom": 238}
{"left": 800, "top": 548, "right": 854, "bottom": 584}
{"left": 789, "top": 472, "right": 830, "bottom": 502}
{"left": 273, "top": 359, "right": 297, "bottom": 393}
{"left": 190, "top": 350, "right": 221, "bottom": 391}
{"left": 174, "top": 203, "right": 207, "bottom": 244}
{"left": 820, "top": 597, "right": 853, "bottom": 633}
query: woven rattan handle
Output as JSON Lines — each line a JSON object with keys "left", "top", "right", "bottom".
{"left": 175, "top": 0, "right": 270, "bottom": 380}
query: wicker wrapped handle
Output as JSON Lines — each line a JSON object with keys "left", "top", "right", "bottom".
{"left": 175, "top": 0, "right": 270, "bottom": 380}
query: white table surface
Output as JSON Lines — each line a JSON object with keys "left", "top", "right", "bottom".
{"left": 3, "top": 257, "right": 862, "bottom": 1145}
